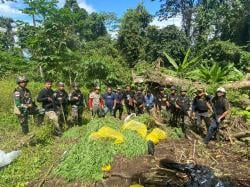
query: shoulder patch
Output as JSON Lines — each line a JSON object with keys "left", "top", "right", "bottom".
{"left": 14, "top": 91, "right": 20, "bottom": 97}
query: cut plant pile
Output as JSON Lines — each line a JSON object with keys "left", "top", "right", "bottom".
{"left": 54, "top": 117, "right": 167, "bottom": 182}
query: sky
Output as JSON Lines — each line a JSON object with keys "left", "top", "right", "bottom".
{"left": 0, "top": 0, "right": 182, "bottom": 28}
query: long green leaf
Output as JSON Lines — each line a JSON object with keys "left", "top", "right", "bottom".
{"left": 181, "top": 48, "right": 190, "bottom": 69}
{"left": 182, "top": 55, "right": 201, "bottom": 70}
{"left": 163, "top": 52, "right": 179, "bottom": 70}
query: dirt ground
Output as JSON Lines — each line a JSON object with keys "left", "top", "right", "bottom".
{"left": 94, "top": 138, "right": 250, "bottom": 187}
{"left": 30, "top": 136, "right": 250, "bottom": 187}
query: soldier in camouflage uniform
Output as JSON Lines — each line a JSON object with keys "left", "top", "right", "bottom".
{"left": 13, "top": 76, "right": 43, "bottom": 134}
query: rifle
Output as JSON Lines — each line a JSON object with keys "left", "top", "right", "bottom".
{"left": 59, "top": 101, "right": 67, "bottom": 127}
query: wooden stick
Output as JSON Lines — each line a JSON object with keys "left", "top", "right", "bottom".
{"left": 38, "top": 164, "right": 54, "bottom": 187}
{"left": 192, "top": 140, "right": 196, "bottom": 160}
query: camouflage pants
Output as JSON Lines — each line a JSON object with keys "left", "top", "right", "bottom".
{"left": 29, "top": 108, "right": 45, "bottom": 126}
{"left": 176, "top": 111, "right": 190, "bottom": 133}
{"left": 18, "top": 112, "right": 29, "bottom": 134}
{"left": 71, "top": 105, "right": 83, "bottom": 125}
{"left": 57, "top": 107, "right": 68, "bottom": 127}
{"left": 195, "top": 112, "right": 210, "bottom": 135}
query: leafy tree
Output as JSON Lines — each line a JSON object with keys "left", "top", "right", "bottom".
{"left": 144, "top": 25, "right": 189, "bottom": 63}
{"left": 24, "top": 8, "right": 82, "bottom": 81}
{"left": 83, "top": 36, "right": 119, "bottom": 58}
{"left": 193, "top": 0, "right": 250, "bottom": 49}
{"left": 0, "top": 17, "right": 15, "bottom": 51}
{"left": 201, "top": 41, "right": 250, "bottom": 72}
{"left": 163, "top": 48, "right": 200, "bottom": 78}
{"left": 117, "top": 4, "right": 152, "bottom": 67}
{"left": 0, "top": 50, "right": 28, "bottom": 78}
{"left": 63, "top": 0, "right": 106, "bottom": 41}
{"left": 22, "top": 0, "right": 57, "bottom": 26}
{"left": 153, "top": 0, "right": 202, "bottom": 37}
{"left": 83, "top": 12, "right": 107, "bottom": 41}
{"left": 64, "top": 0, "right": 80, "bottom": 12}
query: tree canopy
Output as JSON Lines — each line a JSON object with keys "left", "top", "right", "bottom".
{"left": 0, "top": 0, "right": 249, "bottom": 86}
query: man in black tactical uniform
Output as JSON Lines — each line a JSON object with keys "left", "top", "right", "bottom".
{"left": 124, "top": 86, "right": 135, "bottom": 115}
{"left": 191, "top": 88, "right": 212, "bottom": 136}
{"left": 54, "top": 82, "right": 69, "bottom": 128}
{"left": 134, "top": 87, "right": 145, "bottom": 115}
{"left": 69, "top": 82, "right": 85, "bottom": 125}
{"left": 13, "top": 76, "right": 43, "bottom": 134}
{"left": 175, "top": 88, "right": 191, "bottom": 133}
{"left": 156, "top": 87, "right": 168, "bottom": 115}
{"left": 167, "top": 86, "right": 178, "bottom": 126}
{"left": 37, "top": 80, "right": 61, "bottom": 135}
{"left": 113, "top": 87, "right": 124, "bottom": 119}
{"left": 204, "top": 87, "right": 229, "bottom": 144}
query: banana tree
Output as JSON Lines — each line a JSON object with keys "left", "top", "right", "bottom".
{"left": 163, "top": 48, "right": 200, "bottom": 78}
{"left": 191, "top": 63, "right": 244, "bottom": 84}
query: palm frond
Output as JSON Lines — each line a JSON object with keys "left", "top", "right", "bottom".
{"left": 163, "top": 52, "right": 179, "bottom": 70}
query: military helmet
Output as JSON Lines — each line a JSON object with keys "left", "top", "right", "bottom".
{"left": 137, "top": 87, "right": 143, "bottom": 91}
{"left": 170, "top": 85, "right": 177, "bottom": 91}
{"left": 16, "top": 76, "right": 29, "bottom": 84}
{"left": 159, "top": 87, "right": 165, "bottom": 91}
{"left": 216, "top": 87, "right": 226, "bottom": 93}
{"left": 197, "top": 87, "right": 204, "bottom": 93}
{"left": 181, "top": 88, "right": 187, "bottom": 92}
{"left": 117, "top": 86, "right": 121, "bottom": 90}
{"left": 95, "top": 86, "right": 100, "bottom": 90}
{"left": 58, "top": 82, "right": 65, "bottom": 87}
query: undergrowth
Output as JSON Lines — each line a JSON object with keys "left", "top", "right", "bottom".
{"left": 54, "top": 117, "right": 148, "bottom": 182}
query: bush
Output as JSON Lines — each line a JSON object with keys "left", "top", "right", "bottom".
{"left": 201, "top": 41, "right": 250, "bottom": 72}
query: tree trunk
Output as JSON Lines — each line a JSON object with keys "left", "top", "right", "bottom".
{"left": 39, "top": 66, "right": 44, "bottom": 79}
{"left": 223, "top": 73, "right": 250, "bottom": 90}
{"left": 32, "top": 14, "right": 36, "bottom": 27}
{"left": 132, "top": 70, "right": 250, "bottom": 90}
{"left": 233, "top": 131, "right": 250, "bottom": 139}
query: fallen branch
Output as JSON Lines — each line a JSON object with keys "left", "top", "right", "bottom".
{"left": 233, "top": 131, "right": 250, "bottom": 139}
{"left": 38, "top": 164, "right": 54, "bottom": 187}
{"left": 223, "top": 73, "right": 250, "bottom": 90}
{"left": 133, "top": 69, "right": 250, "bottom": 90}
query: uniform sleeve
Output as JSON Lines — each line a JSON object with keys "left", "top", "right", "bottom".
{"left": 13, "top": 91, "right": 21, "bottom": 108}
{"left": 65, "top": 93, "right": 69, "bottom": 104}
{"left": 187, "top": 97, "right": 191, "bottom": 109}
{"left": 175, "top": 96, "right": 180, "bottom": 106}
{"left": 68, "top": 93, "right": 72, "bottom": 102}
{"left": 37, "top": 89, "right": 48, "bottom": 102}
{"left": 191, "top": 98, "right": 196, "bottom": 112}
{"left": 224, "top": 99, "right": 230, "bottom": 111}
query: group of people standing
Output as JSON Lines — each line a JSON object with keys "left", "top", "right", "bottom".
{"left": 94, "top": 85, "right": 230, "bottom": 144}
{"left": 13, "top": 76, "right": 230, "bottom": 144}
{"left": 13, "top": 77, "right": 85, "bottom": 136}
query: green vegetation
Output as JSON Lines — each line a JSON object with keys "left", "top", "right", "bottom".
{"left": 54, "top": 117, "right": 147, "bottom": 182}
{"left": 0, "top": 0, "right": 249, "bottom": 186}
